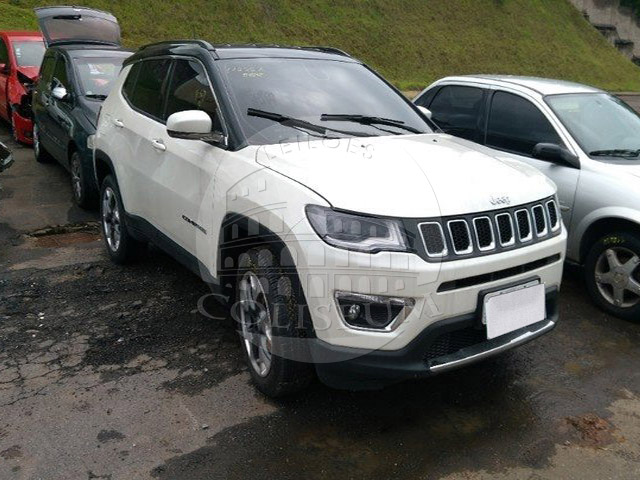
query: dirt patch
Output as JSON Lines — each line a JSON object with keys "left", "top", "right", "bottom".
{"left": 29, "top": 222, "right": 100, "bottom": 238}
{"left": 0, "top": 445, "right": 22, "bottom": 460}
{"left": 565, "top": 414, "right": 618, "bottom": 448}
{"left": 97, "top": 429, "right": 126, "bottom": 443}
{"left": 33, "top": 231, "right": 101, "bottom": 248}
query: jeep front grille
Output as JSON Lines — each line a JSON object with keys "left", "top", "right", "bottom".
{"left": 417, "top": 197, "right": 561, "bottom": 261}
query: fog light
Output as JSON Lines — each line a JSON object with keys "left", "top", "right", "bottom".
{"left": 335, "top": 292, "right": 415, "bottom": 331}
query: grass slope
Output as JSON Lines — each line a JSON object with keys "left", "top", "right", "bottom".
{"left": 2, "top": 0, "right": 640, "bottom": 91}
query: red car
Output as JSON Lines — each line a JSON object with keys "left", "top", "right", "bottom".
{"left": 0, "top": 31, "right": 45, "bottom": 144}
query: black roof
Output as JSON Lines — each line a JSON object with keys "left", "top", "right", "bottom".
{"left": 123, "top": 40, "right": 358, "bottom": 66}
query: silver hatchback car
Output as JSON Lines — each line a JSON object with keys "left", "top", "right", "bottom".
{"left": 415, "top": 76, "right": 640, "bottom": 321}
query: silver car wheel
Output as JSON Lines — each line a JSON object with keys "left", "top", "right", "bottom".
{"left": 595, "top": 247, "right": 640, "bottom": 308}
{"left": 238, "top": 272, "right": 273, "bottom": 377}
{"left": 71, "top": 156, "right": 82, "bottom": 200}
{"left": 102, "top": 187, "right": 121, "bottom": 252}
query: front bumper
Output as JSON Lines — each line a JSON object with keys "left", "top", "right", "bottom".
{"left": 11, "top": 109, "right": 34, "bottom": 145}
{"left": 312, "top": 286, "right": 558, "bottom": 390}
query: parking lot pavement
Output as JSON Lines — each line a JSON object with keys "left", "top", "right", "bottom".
{"left": 2, "top": 123, "right": 640, "bottom": 480}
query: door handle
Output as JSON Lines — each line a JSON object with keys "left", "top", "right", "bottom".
{"left": 151, "top": 139, "right": 166, "bottom": 152}
{"left": 113, "top": 118, "right": 124, "bottom": 128}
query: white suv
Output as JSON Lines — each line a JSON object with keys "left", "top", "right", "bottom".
{"left": 93, "top": 41, "right": 566, "bottom": 396}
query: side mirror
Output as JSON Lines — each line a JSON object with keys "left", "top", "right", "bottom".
{"left": 532, "top": 143, "right": 580, "bottom": 169}
{"left": 52, "top": 86, "right": 69, "bottom": 101}
{"left": 0, "top": 63, "right": 9, "bottom": 75}
{"left": 417, "top": 106, "right": 433, "bottom": 120}
{"left": 167, "top": 110, "right": 226, "bottom": 145}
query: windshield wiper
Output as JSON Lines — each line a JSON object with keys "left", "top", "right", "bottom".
{"left": 320, "top": 114, "right": 424, "bottom": 134}
{"left": 247, "top": 108, "right": 364, "bottom": 139}
{"left": 85, "top": 94, "right": 108, "bottom": 100}
{"left": 589, "top": 149, "right": 640, "bottom": 158}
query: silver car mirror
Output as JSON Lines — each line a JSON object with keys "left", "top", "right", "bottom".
{"left": 532, "top": 143, "right": 580, "bottom": 169}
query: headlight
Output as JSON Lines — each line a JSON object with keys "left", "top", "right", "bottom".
{"left": 306, "top": 205, "right": 409, "bottom": 253}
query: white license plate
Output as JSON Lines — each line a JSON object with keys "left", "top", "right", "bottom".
{"left": 483, "top": 282, "right": 546, "bottom": 340}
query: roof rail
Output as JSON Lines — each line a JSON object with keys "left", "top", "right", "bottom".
{"left": 303, "top": 46, "right": 350, "bottom": 57}
{"left": 138, "top": 39, "right": 215, "bottom": 51}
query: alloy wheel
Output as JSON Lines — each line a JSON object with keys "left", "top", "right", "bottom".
{"left": 595, "top": 247, "right": 640, "bottom": 309}
{"left": 102, "top": 187, "right": 121, "bottom": 252}
{"left": 71, "top": 157, "right": 83, "bottom": 201}
{"left": 238, "top": 272, "right": 273, "bottom": 377}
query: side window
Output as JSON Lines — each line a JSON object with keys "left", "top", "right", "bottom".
{"left": 39, "top": 55, "right": 56, "bottom": 89}
{"left": 487, "top": 91, "right": 564, "bottom": 157}
{"left": 128, "top": 58, "right": 172, "bottom": 121}
{"left": 427, "top": 85, "right": 485, "bottom": 143}
{"left": 165, "top": 59, "right": 221, "bottom": 131}
{"left": 52, "top": 56, "right": 70, "bottom": 90}
{"left": 0, "top": 39, "right": 8, "bottom": 65}
{"left": 122, "top": 62, "right": 140, "bottom": 101}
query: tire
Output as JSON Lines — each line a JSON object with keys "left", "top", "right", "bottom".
{"left": 33, "top": 124, "right": 53, "bottom": 163}
{"left": 584, "top": 231, "right": 640, "bottom": 322}
{"left": 70, "top": 151, "right": 98, "bottom": 209}
{"left": 99, "top": 175, "right": 144, "bottom": 265}
{"left": 233, "top": 245, "right": 315, "bottom": 397}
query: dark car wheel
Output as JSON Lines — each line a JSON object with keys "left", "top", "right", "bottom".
{"left": 100, "top": 175, "right": 144, "bottom": 264}
{"left": 234, "top": 245, "right": 315, "bottom": 397}
{"left": 70, "top": 151, "right": 98, "bottom": 209}
{"left": 584, "top": 231, "right": 640, "bottom": 322}
{"left": 33, "top": 124, "right": 53, "bottom": 163}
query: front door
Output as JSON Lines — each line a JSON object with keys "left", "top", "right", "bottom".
{"left": 484, "top": 90, "right": 581, "bottom": 228}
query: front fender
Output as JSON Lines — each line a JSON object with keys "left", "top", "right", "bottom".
{"left": 570, "top": 206, "right": 640, "bottom": 261}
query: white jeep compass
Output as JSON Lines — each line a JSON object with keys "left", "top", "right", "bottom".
{"left": 93, "top": 40, "right": 567, "bottom": 396}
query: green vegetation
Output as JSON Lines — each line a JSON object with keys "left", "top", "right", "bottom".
{"left": 2, "top": 0, "right": 640, "bottom": 91}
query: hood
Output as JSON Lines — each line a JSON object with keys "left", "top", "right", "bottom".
{"left": 256, "top": 134, "right": 556, "bottom": 218}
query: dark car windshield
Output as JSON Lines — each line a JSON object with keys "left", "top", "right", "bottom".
{"left": 217, "top": 57, "right": 431, "bottom": 145}
{"left": 74, "top": 56, "right": 126, "bottom": 98}
{"left": 546, "top": 93, "right": 640, "bottom": 159}
{"left": 12, "top": 41, "right": 45, "bottom": 67}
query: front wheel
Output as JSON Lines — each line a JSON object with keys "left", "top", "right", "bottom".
{"left": 584, "top": 231, "right": 640, "bottom": 321}
{"left": 100, "top": 175, "right": 144, "bottom": 264}
{"left": 234, "top": 245, "right": 315, "bottom": 397}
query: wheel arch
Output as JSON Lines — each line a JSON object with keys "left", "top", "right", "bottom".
{"left": 579, "top": 216, "right": 640, "bottom": 263}
{"left": 216, "top": 212, "right": 299, "bottom": 291}
{"left": 93, "top": 149, "right": 116, "bottom": 189}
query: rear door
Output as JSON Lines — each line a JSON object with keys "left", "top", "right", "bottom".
{"left": 34, "top": 6, "right": 121, "bottom": 47}
{"left": 117, "top": 58, "right": 173, "bottom": 229}
{"left": 33, "top": 52, "right": 57, "bottom": 151}
{"left": 44, "top": 54, "right": 75, "bottom": 164}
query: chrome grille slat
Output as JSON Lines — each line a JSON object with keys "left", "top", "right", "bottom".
{"left": 419, "top": 222, "right": 448, "bottom": 258}
{"left": 447, "top": 220, "right": 473, "bottom": 255}
{"left": 532, "top": 205, "right": 548, "bottom": 236}
{"left": 473, "top": 217, "right": 495, "bottom": 251}
{"left": 515, "top": 209, "right": 533, "bottom": 242}
{"left": 495, "top": 213, "right": 515, "bottom": 246}
{"left": 546, "top": 200, "right": 560, "bottom": 231}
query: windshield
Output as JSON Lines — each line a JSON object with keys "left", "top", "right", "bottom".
{"left": 217, "top": 58, "right": 431, "bottom": 145}
{"left": 12, "top": 41, "right": 45, "bottom": 67}
{"left": 546, "top": 93, "right": 640, "bottom": 159}
{"left": 74, "top": 56, "right": 125, "bottom": 98}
